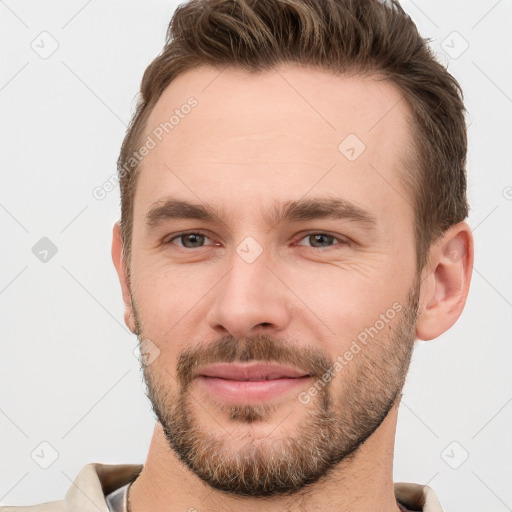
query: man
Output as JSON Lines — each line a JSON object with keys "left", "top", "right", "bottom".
{"left": 1, "top": 0, "right": 473, "bottom": 510}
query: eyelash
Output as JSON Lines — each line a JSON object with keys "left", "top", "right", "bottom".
{"left": 164, "top": 231, "right": 349, "bottom": 249}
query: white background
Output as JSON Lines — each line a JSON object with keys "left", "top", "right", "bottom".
{"left": 1, "top": 0, "right": 511, "bottom": 510}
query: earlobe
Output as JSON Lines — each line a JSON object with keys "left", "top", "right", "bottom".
{"left": 415, "top": 222, "right": 474, "bottom": 341}
{"left": 111, "top": 221, "right": 136, "bottom": 333}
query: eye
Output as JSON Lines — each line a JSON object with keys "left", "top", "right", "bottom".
{"left": 164, "top": 231, "right": 348, "bottom": 250}
{"left": 166, "top": 231, "right": 215, "bottom": 248}
{"left": 295, "top": 232, "right": 348, "bottom": 249}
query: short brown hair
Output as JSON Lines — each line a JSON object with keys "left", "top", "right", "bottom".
{"left": 117, "top": 0, "right": 468, "bottom": 275}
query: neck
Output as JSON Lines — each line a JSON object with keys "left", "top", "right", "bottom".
{"left": 129, "top": 402, "right": 402, "bottom": 512}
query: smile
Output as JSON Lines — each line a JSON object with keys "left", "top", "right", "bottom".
{"left": 194, "top": 363, "right": 313, "bottom": 403}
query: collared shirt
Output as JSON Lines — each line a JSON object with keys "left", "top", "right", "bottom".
{"left": 0, "top": 463, "right": 444, "bottom": 512}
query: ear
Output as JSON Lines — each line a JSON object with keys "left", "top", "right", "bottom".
{"left": 415, "top": 221, "right": 474, "bottom": 341}
{"left": 111, "top": 221, "right": 136, "bottom": 333}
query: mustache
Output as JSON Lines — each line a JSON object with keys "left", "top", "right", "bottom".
{"left": 176, "top": 334, "right": 333, "bottom": 389}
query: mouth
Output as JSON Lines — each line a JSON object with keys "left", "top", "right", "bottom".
{"left": 194, "top": 362, "right": 313, "bottom": 403}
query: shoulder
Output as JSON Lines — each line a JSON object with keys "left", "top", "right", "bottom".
{"left": 394, "top": 482, "right": 444, "bottom": 512}
{"left": 0, "top": 462, "right": 143, "bottom": 512}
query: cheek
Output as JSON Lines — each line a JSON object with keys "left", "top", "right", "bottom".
{"left": 284, "top": 261, "right": 406, "bottom": 325}
{"left": 150, "top": 344, "right": 180, "bottom": 381}
{"left": 322, "top": 302, "right": 400, "bottom": 361}
{"left": 129, "top": 258, "right": 203, "bottom": 359}
{"left": 322, "top": 304, "right": 408, "bottom": 394}
{"left": 131, "top": 256, "right": 200, "bottom": 309}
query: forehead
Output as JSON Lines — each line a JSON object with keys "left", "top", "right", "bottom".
{"left": 135, "top": 64, "right": 415, "bottom": 227}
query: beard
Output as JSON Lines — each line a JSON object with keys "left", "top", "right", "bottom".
{"left": 132, "top": 282, "right": 419, "bottom": 498}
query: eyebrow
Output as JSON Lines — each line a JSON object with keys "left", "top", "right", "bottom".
{"left": 145, "top": 196, "right": 377, "bottom": 230}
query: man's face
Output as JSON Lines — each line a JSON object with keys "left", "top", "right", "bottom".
{"left": 127, "top": 65, "right": 420, "bottom": 496}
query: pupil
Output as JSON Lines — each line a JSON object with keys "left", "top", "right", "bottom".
{"left": 185, "top": 234, "right": 203, "bottom": 247}
{"left": 311, "top": 234, "right": 331, "bottom": 247}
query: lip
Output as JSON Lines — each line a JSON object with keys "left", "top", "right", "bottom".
{"left": 194, "top": 363, "right": 313, "bottom": 404}
{"left": 195, "top": 362, "right": 310, "bottom": 381}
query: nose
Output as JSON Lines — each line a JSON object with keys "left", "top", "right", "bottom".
{"left": 206, "top": 249, "right": 292, "bottom": 340}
